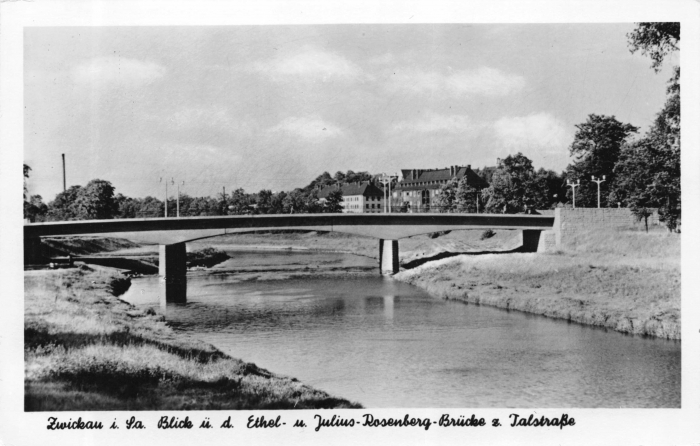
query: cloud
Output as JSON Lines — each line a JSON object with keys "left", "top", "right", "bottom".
{"left": 386, "top": 66, "right": 525, "bottom": 96}
{"left": 252, "top": 47, "right": 363, "bottom": 82}
{"left": 493, "top": 113, "right": 570, "bottom": 154}
{"left": 389, "top": 112, "right": 479, "bottom": 134}
{"left": 72, "top": 56, "right": 165, "bottom": 87}
{"left": 367, "top": 53, "right": 397, "bottom": 65}
{"left": 270, "top": 116, "right": 344, "bottom": 140}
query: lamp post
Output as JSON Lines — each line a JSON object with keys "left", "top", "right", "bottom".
{"left": 567, "top": 179, "right": 581, "bottom": 209}
{"left": 160, "top": 177, "right": 168, "bottom": 217}
{"left": 591, "top": 175, "right": 606, "bottom": 208}
{"left": 176, "top": 180, "right": 185, "bottom": 217}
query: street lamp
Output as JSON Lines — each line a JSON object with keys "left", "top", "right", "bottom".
{"left": 176, "top": 180, "right": 185, "bottom": 217}
{"left": 591, "top": 175, "right": 606, "bottom": 209}
{"left": 567, "top": 179, "right": 581, "bottom": 209}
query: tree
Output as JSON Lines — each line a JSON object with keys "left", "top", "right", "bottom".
{"left": 434, "top": 178, "right": 458, "bottom": 212}
{"left": 73, "top": 179, "right": 118, "bottom": 219}
{"left": 454, "top": 177, "right": 479, "bottom": 213}
{"left": 47, "top": 185, "right": 82, "bottom": 221}
{"left": 483, "top": 153, "right": 541, "bottom": 213}
{"left": 24, "top": 195, "right": 48, "bottom": 222}
{"left": 612, "top": 70, "right": 680, "bottom": 231}
{"left": 270, "top": 191, "right": 287, "bottom": 214}
{"left": 323, "top": 189, "right": 344, "bottom": 213}
{"left": 282, "top": 189, "right": 306, "bottom": 214}
{"left": 115, "top": 193, "right": 139, "bottom": 219}
{"left": 627, "top": 22, "right": 680, "bottom": 72}
{"left": 256, "top": 189, "right": 273, "bottom": 214}
{"left": 566, "top": 115, "right": 638, "bottom": 207}
{"left": 23, "top": 164, "right": 31, "bottom": 201}
{"left": 228, "top": 188, "right": 252, "bottom": 215}
{"left": 135, "top": 196, "right": 164, "bottom": 218}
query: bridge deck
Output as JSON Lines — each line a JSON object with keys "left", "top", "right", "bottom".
{"left": 24, "top": 213, "right": 555, "bottom": 243}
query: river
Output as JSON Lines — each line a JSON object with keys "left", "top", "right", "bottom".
{"left": 121, "top": 249, "right": 680, "bottom": 408}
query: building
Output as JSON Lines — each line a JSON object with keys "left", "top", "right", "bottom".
{"left": 393, "top": 165, "right": 488, "bottom": 212}
{"left": 318, "top": 181, "right": 386, "bottom": 213}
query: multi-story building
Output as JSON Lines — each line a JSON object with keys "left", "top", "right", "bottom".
{"left": 318, "top": 181, "right": 386, "bottom": 213}
{"left": 392, "top": 164, "right": 488, "bottom": 212}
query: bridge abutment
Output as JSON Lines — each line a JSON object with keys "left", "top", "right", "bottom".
{"left": 379, "top": 239, "right": 399, "bottom": 275}
{"left": 521, "top": 230, "right": 551, "bottom": 253}
{"left": 159, "top": 242, "right": 187, "bottom": 307}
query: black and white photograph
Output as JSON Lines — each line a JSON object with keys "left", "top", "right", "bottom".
{"left": 2, "top": 1, "right": 700, "bottom": 445}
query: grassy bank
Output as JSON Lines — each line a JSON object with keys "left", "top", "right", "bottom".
{"left": 24, "top": 266, "right": 361, "bottom": 410}
{"left": 395, "top": 227, "right": 680, "bottom": 339}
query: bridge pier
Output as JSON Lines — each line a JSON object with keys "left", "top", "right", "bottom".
{"left": 379, "top": 239, "right": 399, "bottom": 275}
{"left": 159, "top": 242, "right": 187, "bottom": 307}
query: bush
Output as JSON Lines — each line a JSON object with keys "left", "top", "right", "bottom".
{"left": 186, "top": 247, "right": 229, "bottom": 268}
{"left": 480, "top": 229, "right": 495, "bottom": 240}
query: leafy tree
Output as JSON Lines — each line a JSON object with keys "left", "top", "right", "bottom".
{"left": 454, "top": 178, "right": 479, "bottom": 213}
{"left": 228, "top": 188, "right": 251, "bottom": 215}
{"left": 47, "top": 185, "right": 82, "bottom": 221}
{"left": 256, "top": 189, "right": 273, "bottom": 214}
{"left": 135, "top": 196, "right": 164, "bottom": 218}
{"left": 73, "top": 179, "right": 118, "bottom": 219}
{"left": 303, "top": 190, "right": 322, "bottom": 213}
{"left": 627, "top": 22, "right": 680, "bottom": 72}
{"left": 270, "top": 191, "right": 287, "bottom": 214}
{"left": 566, "top": 115, "right": 638, "bottom": 207}
{"left": 24, "top": 195, "right": 48, "bottom": 222}
{"left": 115, "top": 193, "right": 139, "bottom": 218}
{"left": 434, "top": 176, "right": 480, "bottom": 213}
{"left": 23, "top": 164, "right": 31, "bottom": 201}
{"left": 612, "top": 69, "right": 680, "bottom": 231}
{"left": 530, "top": 168, "right": 566, "bottom": 210}
{"left": 282, "top": 189, "right": 306, "bottom": 214}
{"left": 323, "top": 189, "right": 344, "bottom": 213}
{"left": 434, "top": 178, "right": 458, "bottom": 212}
{"left": 483, "top": 153, "right": 542, "bottom": 213}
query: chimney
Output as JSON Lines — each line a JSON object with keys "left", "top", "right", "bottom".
{"left": 450, "top": 166, "right": 454, "bottom": 176}
{"left": 467, "top": 164, "right": 471, "bottom": 170}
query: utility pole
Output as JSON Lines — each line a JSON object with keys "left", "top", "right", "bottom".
{"left": 61, "top": 153, "right": 66, "bottom": 192}
{"left": 567, "top": 179, "right": 581, "bottom": 209}
{"left": 591, "top": 175, "right": 606, "bottom": 208}
{"left": 176, "top": 180, "right": 184, "bottom": 217}
{"left": 160, "top": 177, "right": 168, "bottom": 218}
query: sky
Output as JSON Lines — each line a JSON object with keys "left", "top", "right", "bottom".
{"left": 24, "top": 24, "right": 678, "bottom": 201}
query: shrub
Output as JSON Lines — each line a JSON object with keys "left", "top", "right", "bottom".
{"left": 480, "top": 229, "right": 495, "bottom": 240}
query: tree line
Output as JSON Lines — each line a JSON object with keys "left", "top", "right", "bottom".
{"left": 23, "top": 23, "right": 680, "bottom": 231}
{"left": 22, "top": 170, "right": 364, "bottom": 221}
{"left": 433, "top": 23, "right": 680, "bottom": 231}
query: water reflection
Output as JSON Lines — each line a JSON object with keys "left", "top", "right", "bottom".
{"left": 122, "top": 250, "right": 680, "bottom": 408}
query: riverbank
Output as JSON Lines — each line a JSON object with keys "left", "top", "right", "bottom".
{"left": 24, "top": 266, "right": 361, "bottom": 410}
{"left": 395, "top": 227, "right": 680, "bottom": 339}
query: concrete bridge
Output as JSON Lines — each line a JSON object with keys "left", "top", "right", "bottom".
{"left": 24, "top": 213, "right": 556, "bottom": 305}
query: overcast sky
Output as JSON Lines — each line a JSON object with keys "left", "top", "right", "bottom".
{"left": 24, "top": 24, "right": 678, "bottom": 200}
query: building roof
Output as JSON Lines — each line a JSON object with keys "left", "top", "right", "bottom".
{"left": 395, "top": 165, "right": 488, "bottom": 191}
{"left": 317, "top": 181, "right": 384, "bottom": 199}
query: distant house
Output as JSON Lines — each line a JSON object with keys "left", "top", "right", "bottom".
{"left": 393, "top": 164, "right": 488, "bottom": 212}
{"left": 318, "top": 181, "right": 386, "bottom": 213}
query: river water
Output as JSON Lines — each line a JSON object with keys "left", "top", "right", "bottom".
{"left": 122, "top": 250, "right": 680, "bottom": 408}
